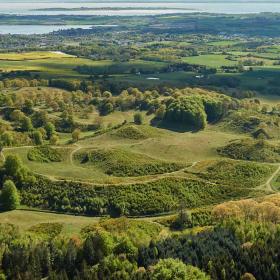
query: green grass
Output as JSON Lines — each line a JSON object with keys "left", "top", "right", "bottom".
{"left": 218, "top": 139, "right": 280, "bottom": 163}
{"left": 27, "top": 146, "right": 63, "bottom": 163}
{"left": 182, "top": 54, "right": 237, "bottom": 68}
{"left": 190, "top": 159, "right": 276, "bottom": 189}
{"left": 0, "top": 209, "right": 98, "bottom": 235}
{"left": 0, "top": 51, "right": 74, "bottom": 61}
{"left": 75, "top": 147, "right": 185, "bottom": 177}
{"left": 219, "top": 109, "right": 280, "bottom": 139}
{"left": 0, "top": 56, "right": 167, "bottom": 78}
{"left": 113, "top": 125, "right": 159, "bottom": 140}
{"left": 208, "top": 40, "right": 242, "bottom": 46}
{"left": 3, "top": 123, "right": 238, "bottom": 182}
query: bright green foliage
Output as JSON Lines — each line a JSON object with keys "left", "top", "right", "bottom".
{"left": 72, "top": 128, "right": 81, "bottom": 142}
{"left": 76, "top": 148, "right": 184, "bottom": 177}
{"left": 218, "top": 139, "right": 280, "bottom": 163}
{"left": 1, "top": 132, "right": 14, "bottom": 146}
{"left": 165, "top": 96, "right": 207, "bottom": 130}
{"left": 28, "top": 222, "right": 63, "bottom": 238}
{"left": 241, "top": 273, "right": 257, "bottom": 280}
{"left": 49, "top": 135, "right": 59, "bottom": 145}
{"left": 27, "top": 146, "right": 62, "bottom": 163}
{"left": 21, "top": 175, "right": 257, "bottom": 216}
{"left": 114, "top": 125, "right": 149, "bottom": 140}
{"left": 197, "top": 159, "right": 275, "bottom": 188}
{"left": 82, "top": 218, "right": 162, "bottom": 246}
{"left": 151, "top": 258, "right": 210, "bottom": 280}
{"left": 44, "top": 122, "right": 56, "bottom": 140}
{"left": 20, "top": 116, "right": 33, "bottom": 132}
{"left": 1, "top": 180, "right": 20, "bottom": 211}
{"left": 3, "top": 155, "right": 24, "bottom": 178}
{"left": 32, "top": 130, "right": 43, "bottom": 145}
{"left": 114, "top": 237, "right": 138, "bottom": 261}
{"left": 3, "top": 154, "right": 34, "bottom": 184}
{"left": 92, "top": 255, "right": 137, "bottom": 279}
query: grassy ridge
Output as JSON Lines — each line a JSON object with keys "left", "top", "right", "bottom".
{"left": 191, "top": 159, "right": 276, "bottom": 188}
{"left": 75, "top": 148, "right": 185, "bottom": 177}
{"left": 27, "top": 146, "right": 63, "bottom": 163}
{"left": 218, "top": 139, "right": 280, "bottom": 163}
{"left": 21, "top": 174, "right": 265, "bottom": 217}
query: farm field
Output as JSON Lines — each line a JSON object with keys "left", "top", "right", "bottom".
{"left": 182, "top": 54, "right": 237, "bottom": 68}
{"left": 0, "top": 51, "right": 75, "bottom": 61}
{"left": 0, "top": 209, "right": 98, "bottom": 234}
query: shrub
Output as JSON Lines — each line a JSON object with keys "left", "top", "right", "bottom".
{"left": 27, "top": 146, "right": 62, "bottom": 163}
{"left": 164, "top": 96, "right": 207, "bottom": 130}
{"left": 134, "top": 112, "right": 144, "bottom": 125}
{"left": 1, "top": 180, "right": 20, "bottom": 211}
{"left": 76, "top": 148, "right": 185, "bottom": 177}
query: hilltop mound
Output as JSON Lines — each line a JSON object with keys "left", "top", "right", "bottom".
{"left": 81, "top": 217, "right": 163, "bottom": 246}
{"left": 27, "top": 146, "right": 62, "bottom": 163}
{"left": 75, "top": 148, "right": 184, "bottom": 177}
{"left": 114, "top": 125, "right": 147, "bottom": 139}
{"left": 220, "top": 109, "right": 280, "bottom": 138}
{"left": 113, "top": 125, "right": 161, "bottom": 140}
{"left": 218, "top": 139, "right": 280, "bottom": 163}
{"left": 191, "top": 159, "right": 275, "bottom": 188}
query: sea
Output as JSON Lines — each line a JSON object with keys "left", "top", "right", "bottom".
{"left": 0, "top": 0, "right": 279, "bottom": 34}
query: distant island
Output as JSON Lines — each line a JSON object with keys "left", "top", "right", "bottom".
{"left": 32, "top": 7, "right": 194, "bottom": 11}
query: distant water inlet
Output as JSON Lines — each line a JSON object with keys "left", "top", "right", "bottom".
{"left": 0, "top": 25, "right": 114, "bottom": 35}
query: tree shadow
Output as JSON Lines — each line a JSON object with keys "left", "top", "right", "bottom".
{"left": 150, "top": 118, "right": 200, "bottom": 133}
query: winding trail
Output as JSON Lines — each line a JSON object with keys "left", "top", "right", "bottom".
{"left": 257, "top": 164, "right": 280, "bottom": 192}
{"left": 69, "top": 143, "right": 82, "bottom": 166}
{"left": 2, "top": 144, "right": 280, "bottom": 220}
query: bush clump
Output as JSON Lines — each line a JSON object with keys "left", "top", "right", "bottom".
{"left": 218, "top": 139, "right": 280, "bottom": 163}
{"left": 114, "top": 125, "right": 148, "bottom": 140}
{"left": 28, "top": 222, "right": 63, "bottom": 238}
{"left": 27, "top": 146, "right": 62, "bottom": 163}
{"left": 76, "top": 148, "right": 184, "bottom": 177}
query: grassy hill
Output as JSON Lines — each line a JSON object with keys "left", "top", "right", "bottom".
{"left": 75, "top": 147, "right": 185, "bottom": 177}
{"left": 218, "top": 139, "right": 280, "bottom": 163}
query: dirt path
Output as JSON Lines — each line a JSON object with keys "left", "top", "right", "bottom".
{"left": 69, "top": 143, "right": 82, "bottom": 166}
{"left": 257, "top": 164, "right": 280, "bottom": 192}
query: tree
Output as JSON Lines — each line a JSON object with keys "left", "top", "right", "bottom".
{"left": 50, "top": 135, "right": 59, "bottom": 145}
{"left": 38, "top": 127, "right": 47, "bottom": 140}
{"left": 1, "top": 180, "right": 20, "bottom": 211}
{"left": 32, "top": 130, "right": 43, "bottom": 146}
{"left": 171, "top": 209, "right": 192, "bottom": 230}
{"left": 72, "top": 129, "right": 81, "bottom": 142}
{"left": 114, "top": 237, "right": 138, "bottom": 261}
{"left": 100, "top": 102, "right": 114, "bottom": 116}
{"left": 22, "top": 99, "right": 34, "bottom": 115}
{"left": 134, "top": 112, "right": 144, "bottom": 125}
{"left": 165, "top": 96, "right": 207, "bottom": 130}
{"left": 20, "top": 116, "right": 33, "bottom": 132}
{"left": 45, "top": 122, "right": 56, "bottom": 140}
{"left": 3, "top": 154, "right": 33, "bottom": 184}
{"left": 1, "top": 132, "right": 13, "bottom": 146}
{"left": 4, "top": 155, "right": 23, "bottom": 177}
{"left": 241, "top": 273, "right": 256, "bottom": 280}
{"left": 155, "top": 105, "right": 166, "bottom": 120}
{"left": 10, "top": 109, "right": 24, "bottom": 124}
{"left": 150, "top": 259, "right": 210, "bottom": 280}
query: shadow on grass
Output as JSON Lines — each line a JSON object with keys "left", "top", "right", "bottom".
{"left": 150, "top": 118, "right": 200, "bottom": 133}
